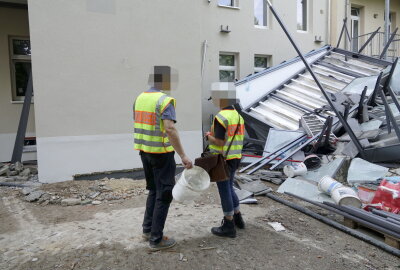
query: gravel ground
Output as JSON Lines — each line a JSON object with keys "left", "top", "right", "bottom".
{"left": 0, "top": 180, "right": 399, "bottom": 270}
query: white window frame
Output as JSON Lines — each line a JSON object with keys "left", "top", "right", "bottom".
{"left": 219, "top": 53, "right": 237, "bottom": 82}
{"left": 9, "top": 36, "right": 32, "bottom": 102}
{"left": 297, "top": 0, "right": 308, "bottom": 32}
{"left": 218, "top": 0, "right": 239, "bottom": 9}
{"left": 254, "top": 55, "right": 270, "bottom": 73}
{"left": 254, "top": 0, "right": 269, "bottom": 28}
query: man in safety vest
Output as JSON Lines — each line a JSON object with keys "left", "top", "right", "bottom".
{"left": 134, "top": 68, "right": 193, "bottom": 251}
{"left": 205, "top": 83, "right": 245, "bottom": 238}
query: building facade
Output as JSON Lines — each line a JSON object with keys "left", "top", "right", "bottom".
{"left": 2, "top": 0, "right": 395, "bottom": 182}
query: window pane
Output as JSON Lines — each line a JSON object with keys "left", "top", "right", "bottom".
{"left": 219, "top": 70, "right": 235, "bottom": 82}
{"left": 13, "top": 39, "right": 31, "bottom": 56}
{"left": 351, "top": 8, "right": 359, "bottom": 16}
{"left": 255, "top": 56, "right": 268, "bottom": 68}
{"left": 14, "top": 62, "right": 31, "bottom": 96}
{"left": 297, "top": 0, "right": 307, "bottom": 31}
{"left": 219, "top": 55, "right": 235, "bottom": 66}
{"left": 218, "top": 0, "right": 234, "bottom": 6}
{"left": 254, "top": 0, "right": 268, "bottom": 26}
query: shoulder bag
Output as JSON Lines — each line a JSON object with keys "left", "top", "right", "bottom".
{"left": 194, "top": 119, "right": 240, "bottom": 182}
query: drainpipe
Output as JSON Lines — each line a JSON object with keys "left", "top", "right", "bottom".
{"left": 327, "top": 0, "right": 331, "bottom": 45}
{"left": 344, "top": 0, "right": 350, "bottom": 50}
{"left": 384, "top": 0, "right": 390, "bottom": 59}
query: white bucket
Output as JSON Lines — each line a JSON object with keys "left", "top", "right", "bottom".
{"left": 331, "top": 186, "right": 362, "bottom": 208}
{"left": 172, "top": 166, "right": 210, "bottom": 203}
{"left": 318, "top": 175, "right": 343, "bottom": 195}
{"left": 283, "top": 162, "right": 307, "bottom": 178}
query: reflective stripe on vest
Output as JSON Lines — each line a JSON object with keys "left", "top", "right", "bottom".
{"left": 209, "top": 109, "right": 245, "bottom": 160}
{"left": 134, "top": 92, "right": 175, "bottom": 153}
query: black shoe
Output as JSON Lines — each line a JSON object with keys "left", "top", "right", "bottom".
{"left": 234, "top": 212, "right": 245, "bottom": 229}
{"left": 211, "top": 217, "right": 236, "bottom": 238}
{"left": 149, "top": 236, "right": 176, "bottom": 251}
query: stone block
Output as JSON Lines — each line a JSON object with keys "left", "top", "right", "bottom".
{"left": 25, "top": 190, "right": 45, "bottom": 202}
{"left": 61, "top": 198, "right": 82, "bottom": 206}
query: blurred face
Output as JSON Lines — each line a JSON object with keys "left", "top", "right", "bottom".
{"left": 211, "top": 82, "right": 238, "bottom": 108}
{"left": 148, "top": 66, "right": 178, "bottom": 94}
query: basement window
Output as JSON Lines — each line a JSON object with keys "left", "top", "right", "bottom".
{"left": 9, "top": 37, "right": 32, "bottom": 102}
{"left": 254, "top": 55, "right": 270, "bottom": 73}
{"left": 297, "top": 0, "right": 308, "bottom": 32}
{"left": 219, "top": 53, "right": 236, "bottom": 82}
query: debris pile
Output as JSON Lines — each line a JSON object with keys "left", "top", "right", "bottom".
{"left": 0, "top": 162, "right": 38, "bottom": 183}
{"left": 232, "top": 27, "right": 400, "bottom": 254}
{"left": 17, "top": 177, "right": 146, "bottom": 206}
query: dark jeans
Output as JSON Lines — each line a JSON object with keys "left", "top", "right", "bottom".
{"left": 140, "top": 151, "right": 176, "bottom": 244}
{"left": 216, "top": 159, "right": 240, "bottom": 216}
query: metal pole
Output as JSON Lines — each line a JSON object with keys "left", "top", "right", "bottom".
{"left": 266, "top": 0, "right": 366, "bottom": 158}
{"left": 384, "top": 0, "right": 390, "bottom": 59}
{"left": 380, "top": 28, "right": 399, "bottom": 59}
{"left": 11, "top": 71, "right": 33, "bottom": 163}
{"left": 358, "top": 27, "right": 381, "bottom": 54}
{"left": 336, "top": 18, "right": 348, "bottom": 48}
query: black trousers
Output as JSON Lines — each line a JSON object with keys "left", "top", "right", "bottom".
{"left": 140, "top": 151, "right": 176, "bottom": 244}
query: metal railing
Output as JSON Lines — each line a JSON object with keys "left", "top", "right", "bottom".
{"left": 353, "top": 31, "right": 400, "bottom": 61}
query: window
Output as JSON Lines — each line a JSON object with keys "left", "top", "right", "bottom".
{"left": 9, "top": 37, "right": 31, "bottom": 101}
{"left": 218, "top": 0, "right": 238, "bottom": 8}
{"left": 254, "top": 55, "right": 270, "bottom": 73}
{"left": 297, "top": 0, "right": 307, "bottom": 31}
{"left": 351, "top": 7, "right": 360, "bottom": 52}
{"left": 254, "top": 0, "right": 268, "bottom": 27}
{"left": 219, "top": 54, "right": 236, "bottom": 82}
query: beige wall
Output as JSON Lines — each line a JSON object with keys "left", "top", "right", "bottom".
{"left": 27, "top": 0, "right": 330, "bottom": 181}
{"left": 29, "top": 0, "right": 329, "bottom": 138}
{"left": 0, "top": 6, "right": 35, "bottom": 162}
{"left": 351, "top": 0, "right": 400, "bottom": 34}
{"left": 30, "top": 0, "right": 202, "bottom": 138}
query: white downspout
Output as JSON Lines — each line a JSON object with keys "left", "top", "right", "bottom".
{"left": 327, "top": 0, "right": 331, "bottom": 45}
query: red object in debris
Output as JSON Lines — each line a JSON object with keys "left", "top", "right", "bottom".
{"left": 370, "top": 179, "right": 400, "bottom": 214}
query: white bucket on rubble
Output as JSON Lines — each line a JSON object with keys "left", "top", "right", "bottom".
{"left": 318, "top": 175, "right": 343, "bottom": 195}
{"left": 331, "top": 186, "right": 362, "bottom": 208}
{"left": 172, "top": 166, "right": 210, "bottom": 203}
{"left": 283, "top": 162, "right": 307, "bottom": 178}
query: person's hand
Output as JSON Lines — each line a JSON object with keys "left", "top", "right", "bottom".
{"left": 204, "top": 131, "right": 211, "bottom": 140}
{"left": 181, "top": 155, "right": 193, "bottom": 169}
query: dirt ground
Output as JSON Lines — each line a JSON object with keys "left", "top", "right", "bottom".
{"left": 0, "top": 179, "right": 399, "bottom": 270}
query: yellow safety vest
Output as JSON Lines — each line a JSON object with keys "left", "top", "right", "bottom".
{"left": 209, "top": 109, "right": 245, "bottom": 160}
{"left": 134, "top": 91, "right": 176, "bottom": 153}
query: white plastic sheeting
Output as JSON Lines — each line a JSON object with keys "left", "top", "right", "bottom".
{"left": 389, "top": 60, "right": 400, "bottom": 95}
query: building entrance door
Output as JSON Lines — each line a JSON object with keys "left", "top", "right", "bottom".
{"left": 351, "top": 7, "right": 360, "bottom": 52}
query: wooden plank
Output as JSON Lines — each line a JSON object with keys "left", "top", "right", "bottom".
{"left": 343, "top": 217, "right": 400, "bottom": 250}
{"left": 385, "top": 236, "right": 400, "bottom": 249}
{"left": 343, "top": 217, "right": 358, "bottom": 229}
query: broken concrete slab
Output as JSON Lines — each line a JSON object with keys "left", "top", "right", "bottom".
{"left": 347, "top": 158, "right": 389, "bottom": 185}
{"left": 340, "top": 139, "right": 370, "bottom": 158}
{"left": 24, "top": 190, "right": 45, "bottom": 202}
{"left": 277, "top": 178, "right": 334, "bottom": 203}
{"left": 21, "top": 187, "right": 35, "bottom": 195}
{"left": 301, "top": 157, "right": 346, "bottom": 183}
{"left": 0, "top": 165, "right": 10, "bottom": 176}
{"left": 233, "top": 187, "right": 253, "bottom": 201}
{"left": 238, "top": 180, "right": 270, "bottom": 194}
{"left": 19, "top": 168, "right": 31, "bottom": 177}
{"left": 239, "top": 198, "right": 258, "bottom": 204}
{"left": 89, "top": 191, "right": 101, "bottom": 199}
